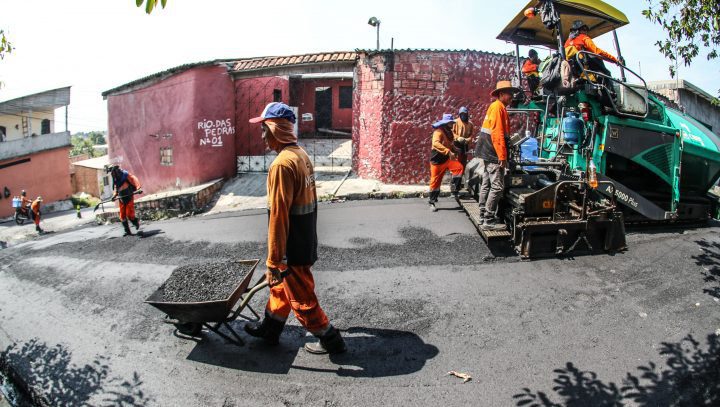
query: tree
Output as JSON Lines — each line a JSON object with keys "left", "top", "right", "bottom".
{"left": 0, "top": 30, "right": 11, "bottom": 60}
{"left": 87, "top": 131, "right": 106, "bottom": 145}
{"left": 70, "top": 135, "right": 97, "bottom": 158}
{"left": 136, "top": 0, "right": 167, "bottom": 14}
{"left": 643, "top": 0, "right": 720, "bottom": 100}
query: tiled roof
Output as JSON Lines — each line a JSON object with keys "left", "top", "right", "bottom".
{"left": 232, "top": 52, "right": 357, "bottom": 73}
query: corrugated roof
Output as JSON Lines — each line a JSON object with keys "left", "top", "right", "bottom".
{"left": 355, "top": 48, "right": 513, "bottom": 58}
{"left": 102, "top": 58, "right": 243, "bottom": 97}
{"left": 0, "top": 86, "right": 71, "bottom": 115}
{"left": 71, "top": 155, "right": 109, "bottom": 170}
{"left": 232, "top": 52, "right": 357, "bottom": 73}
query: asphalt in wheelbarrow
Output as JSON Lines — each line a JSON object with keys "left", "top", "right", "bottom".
{"left": 157, "top": 261, "right": 254, "bottom": 303}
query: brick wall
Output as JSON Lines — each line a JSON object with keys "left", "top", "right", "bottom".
{"left": 353, "top": 50, "right": 517, "bottom": 184}
{"left": 71, "top": 166, "right": 101, "bottom": 197}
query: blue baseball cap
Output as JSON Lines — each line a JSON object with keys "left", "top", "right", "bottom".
{"left": 249, "top": 102, "right": 297, "bottom": 124}
{"left": 459, "top": 106, "right": 469, "bottom": 114}
{"left": 432, "top": 113, "right": 455, "bottom": 128}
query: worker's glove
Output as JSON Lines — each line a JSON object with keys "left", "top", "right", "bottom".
{"left": 265, "top": 267, "right": 284, "bottom": 287}
{"left": 135, "top": 189, "right": 144, "bottom": 195}
{"left": 617, "top": 57, "right": 625, "bottom": 66}
{"left": 456, "top": 137, "right": 467, "bottom": 145}
{"left": 448, "top": 152, "right": 457, "bottom": 161}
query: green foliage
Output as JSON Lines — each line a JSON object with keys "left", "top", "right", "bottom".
{"left": 71, "top": 194, "right": 100, "bottom": 208}
{"left": 136, "top": 0, "right": 167, "bottom": 14}
{"left": 70, "top": 135, "right": 97, "bottom": 158}
{"left": 0, "top": 29, "right": 12, "bottom": 60}
{"left": 643, "top": 0, "right": 720, "bottom": 101}
{"left": 86, "top": 131, "right": 106, "bottom": 145}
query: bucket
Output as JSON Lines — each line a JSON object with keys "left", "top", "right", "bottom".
{"left": 11, "top": 197, "right": 21, "bottom": 208}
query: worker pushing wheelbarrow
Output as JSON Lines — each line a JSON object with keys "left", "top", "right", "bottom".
{"left": 147, "top": 102, "right": 346, "bottom": 355}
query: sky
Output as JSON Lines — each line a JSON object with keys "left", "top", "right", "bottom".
{"left": 0, "top": 0, "right": 718, "bottom": 132}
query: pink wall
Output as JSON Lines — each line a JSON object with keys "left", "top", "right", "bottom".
{"left": 0, "top": 147, "right": 72, "bottom": 218}
{"left": 353, "top": 51, "right": 517, "bottom": 184}
{"left": 291, "top": 79, "right": 353, "bottom": 135}
{"left": 107, "top": 65, "right": 236, "bottom": 194}
{"left": 234, "top": 76, "right": 290, "bottom": 156}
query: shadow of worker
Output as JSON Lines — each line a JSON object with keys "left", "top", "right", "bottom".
{"left": 185, "top": 325, "right": 438, "bottom": 378}
{"left": 293, "top": 326, "right": 439, "bottom": 378}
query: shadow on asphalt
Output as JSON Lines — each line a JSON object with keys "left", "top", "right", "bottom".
{"left": 186, "top": 325, "right": 439, "bottom": 377}
{"left": 0, "top": 338, "right": 153, "bottom": 406}
{"left": 692, "top": 239, "right": 720, "bottom": 300}
{"left": 513, "top": 333, "right": 720, "bottom": 406}
{"left": 137, "top": 229, "right": 164, "bottom": 239}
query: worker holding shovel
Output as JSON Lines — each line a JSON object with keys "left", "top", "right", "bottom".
{"left": 244, "top": 102, "right": 346, "bottom": 355}
{"left": 107, "top": 164, "right": 143, "bottom": 236}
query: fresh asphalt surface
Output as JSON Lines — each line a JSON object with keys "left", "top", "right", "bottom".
{"left": 0, "top": 198, "right": 718, "bottom": 406}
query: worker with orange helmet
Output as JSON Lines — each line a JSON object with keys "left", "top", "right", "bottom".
{"left": 565, "top": 20, "right": 622, "bottom": 78}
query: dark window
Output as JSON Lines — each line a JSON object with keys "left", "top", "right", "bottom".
{"left": 0, "top": 126, "right": 5, "bottom": 141}
{"left": 41, "top": 119, "right": 51, "bottom": 134}
{"left": 339, "top": 86, "right": 352, "bottom": 109}
{"left": 273, "top": 89, "right": 282, "bottom": 102}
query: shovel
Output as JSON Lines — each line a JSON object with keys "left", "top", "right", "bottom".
{"left": 93, "top": 190, "right": 143, "bottom": 213}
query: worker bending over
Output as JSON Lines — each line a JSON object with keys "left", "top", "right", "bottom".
{"left": 245, "top": 102, "right": 346, "bottom": 355}
{"left": 31, "top": 196, "right": 43, "bottom": 234}
{"left": 475, "top": 80, "right": 519, "bottom": 230}
{"left": 107, "top": 164, "right": 143, "bottom": 236}
{"left": 428, "top": 113, "right": 464, "bottom": 211}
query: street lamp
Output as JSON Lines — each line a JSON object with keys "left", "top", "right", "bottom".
{"left": 368, "top": 16, "right": 380, "bottom": 50}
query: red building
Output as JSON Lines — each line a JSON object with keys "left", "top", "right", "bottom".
{"left": 103, "top": 50, "right": 516, "bottom": 193}
{"left": 0, "top": 87, "right": 73, "bottom": 218}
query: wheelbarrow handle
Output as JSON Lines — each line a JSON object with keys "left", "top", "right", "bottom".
{"left": 235, "top": 279, "right": 269, "bottom": 313}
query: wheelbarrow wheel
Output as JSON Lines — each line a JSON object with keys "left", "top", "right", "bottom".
{"left": 175, "top": 322, "right": 202, "bottom": 336}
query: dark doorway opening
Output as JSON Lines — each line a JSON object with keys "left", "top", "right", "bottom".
{"left": 315, "top": 87, "right": 332, "bottom": 131}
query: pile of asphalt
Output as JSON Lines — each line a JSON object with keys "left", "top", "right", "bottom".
{"left": 157, "top": 261, "right": 252, "bottom": 303}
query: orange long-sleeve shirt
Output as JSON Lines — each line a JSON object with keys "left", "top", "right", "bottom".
{"left": 266, "top": 145, "right": 318, "bottom": 270}
{"left": 480, "top": 100, "right": 510, "bottom": 161}
{"left": 452, "top": 118, "right": 475, "bottom": 141}
{"left": 31, "top": 199, "right": 41, "bottom": 216}
{"left": 522, "top": 59, "right": 539, "bottom": 76}
{"left": 564, "top": 34, "right": 618, "bottom": 63}
{"left": 431, "top": 128, "right": 454, "bottom": 156}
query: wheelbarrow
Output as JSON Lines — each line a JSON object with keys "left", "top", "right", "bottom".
{"left": 145, "top": 259, "right": 269, "bottom": 346}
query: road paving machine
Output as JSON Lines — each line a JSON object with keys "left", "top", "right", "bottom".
{"left": 461, "top": 0, "right": 720, "bottom": 258}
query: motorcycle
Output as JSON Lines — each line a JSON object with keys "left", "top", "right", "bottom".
{"left": 14, "top": 204, "right": 32, "bottom": 225}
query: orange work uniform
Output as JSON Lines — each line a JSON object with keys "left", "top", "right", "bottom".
{"left": 30, "top": 199, "right": 41, "bottom": 226}
{"left": 452, "top": 117, "right": 475, "bottom": 168}
{"left": 476, "top": 100, "right": 510, "bottom": 163}
{"left": 265, "top": 144, "right": 329, "bottom": 335}
{"left": 113, "top": 172, "right": 141, "bottom": 222}
{"left": 522, "top": 59, "right": 539, "bottom": 77}
{"left": 564, "top": 34, "right": 618, "bottom": 63}
{"left": 429, "top": 128, "right": 464, "bottom": 192}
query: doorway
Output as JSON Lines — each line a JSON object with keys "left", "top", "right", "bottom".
{"left": 314, "top": 87, "right": 332, "bottom": 131}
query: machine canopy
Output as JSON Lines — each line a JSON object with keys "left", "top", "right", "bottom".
{"left": 497, "top": 0, "right": 629, "bottom": 47}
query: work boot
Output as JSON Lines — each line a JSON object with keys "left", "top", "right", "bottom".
{"left": 451, "top": 177, "right": 462, "bottom": 198}
{"left": 244, "top": 312, "right": 286, "bottom": 345}
{"left": 35, "top": 225, "right": 43, "bottom": 234}
{"left": 122, "top": 221, "right": 133, "bottom": 236}
{"left": 131, "top": 218, "right": 140, "bottom": 230}
{"left": 481, "top": 217, "right": 506, "bottom": 231}
{"left": 428, "top": 190, "right": 440, "bottom": 212}
{"left": 304, "top": 325, "right": 347, "bottom": 355}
